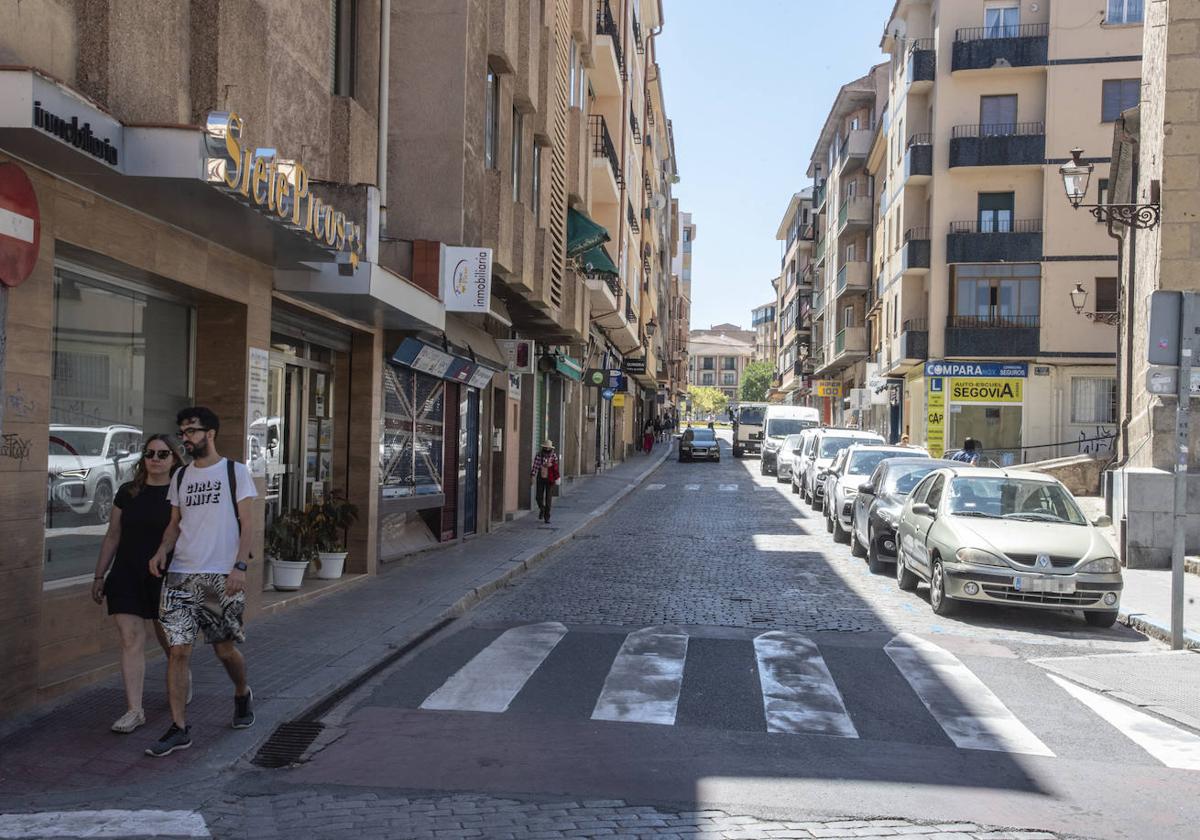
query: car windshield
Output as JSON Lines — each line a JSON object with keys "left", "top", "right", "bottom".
{"left": 947, "top": 476, "right": 1088, "bottom": 524}
{"left": 819, "top": 436, "right": 860, "bottom": 458}
{"left": 783, "top": 434, "right": 803, "bottom": 453}
{"left": 766, "top": 418, "right": 815, "bottom": 438}
{"left": 884, "top": 463, "right": 939, "bottom": 495}
{"left": 737, "top": 407, "right": 765, "bottom": 426}
{"left": 847, "top": 449, "right": 903, "bottom": 477}
{"left": 49, "top": 430, "right": 107, "bottom": 457}
{"left": 688, "top": 429, "right": 716, "bottom": 442}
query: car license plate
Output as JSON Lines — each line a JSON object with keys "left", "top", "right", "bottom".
{"left": 1012, "top": 576, "right": 1075, "bottom": 594}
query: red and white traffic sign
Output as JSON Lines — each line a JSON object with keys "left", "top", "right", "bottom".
{"left": 0, "top": 163, "right": 41, "bottom": 288}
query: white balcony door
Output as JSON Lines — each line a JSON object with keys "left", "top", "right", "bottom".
{"left": 984, "top": 4, "right": 1020, "bottom": 37}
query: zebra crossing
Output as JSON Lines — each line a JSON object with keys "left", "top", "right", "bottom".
{"left": 399, "top": 623, "right": 1200, "bottom": 771}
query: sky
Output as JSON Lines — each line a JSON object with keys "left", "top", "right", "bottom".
{"left": 656, "top": 0, "right": 894, "bottom": 332}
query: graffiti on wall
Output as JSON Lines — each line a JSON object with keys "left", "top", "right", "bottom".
{"left": 1077, "top": 426, "right": 1116, "bottom": 455}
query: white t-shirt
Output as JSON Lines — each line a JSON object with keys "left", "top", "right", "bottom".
{"left": 167, "top": 458, "right": 257, "bottom": 575}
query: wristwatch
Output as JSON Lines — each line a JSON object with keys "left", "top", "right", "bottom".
{"left": 233, "top": 561, "right": 249, "bottom": 572}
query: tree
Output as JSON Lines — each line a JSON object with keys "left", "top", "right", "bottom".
{"left": 688, "top": 385, "right": 728, "bottom": 418}
{"left": 739, "top": 361, "right": 775, "bottom": 403}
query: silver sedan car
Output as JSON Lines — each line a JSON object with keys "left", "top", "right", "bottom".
{"left": 895, "top": 467, "right": 1122, "bottom": 627}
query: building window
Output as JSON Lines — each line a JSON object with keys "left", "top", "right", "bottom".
{"left": 532, "top": 144, "right": 542, "bottom": 224}
{"left": 332, "top": 0, "right": 357, "bottom": 96}
{"left": 702, "top": 356, "right": 715, "bottom": 370}
{"left": 485, "top": 67, "right": 500, "bottom": 169}
{"left": 984, "top": 4, "right": 1020, "bottom": 38}
{"left": 1095, "top": 277, "right": 1118, "bottom": 313}
{"left": 952, "top": 263, "right": 1041, "bottom": 323}
{"left": 978, "top": 192, "right": 1015, "bottom": 233}
{"left": 979, "top": 95, "right": 1017, "bottom": 131}
{"left": 722, "top": 356, "right": 737, "bottom": 371}
{"left": 1102, "top": 79, "right": 1140, "bottom": 122}
{"left": 511, "top": 107, "right": 523, "bottom": 202}
{"left": 568, "top": 40, "right": 579, "bottom": 107}
{"left": 702, "top": 373, "right": 714, "bottom": 386}
{"left": 1072, "top": 377, "right": 1117, "bottom": 424}
{"left": 1107, "top": 0, "right": 1144, "bottom": 24}
{"left": 46, "top": 266, "right": 193, "bottom": 584}
{"left": 722, "top": 372, "right": 736, "bottom": 386}
{"left": 1097, "top": 177, "right": 1110, "bottom": 210}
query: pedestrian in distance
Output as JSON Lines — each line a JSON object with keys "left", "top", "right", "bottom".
{"left": 899, "top": 433, "right": 911, "bottom": 446}
{"left": 643, "top": 420, "right": 655, "bottom": 454}
{"left": 654, "top": 415, "right": 664, "bottom": 443}
{"left": 92, "top": 434, "right": 184, "bottom": 734}
{"left": 531, "top": 438, "right": 560, "bottom": 523}
{"left": 952, "top": 437, "right": 982, "bottom": 466}
{"left": 145, "top": 407, "right": 257, "bottom": 758}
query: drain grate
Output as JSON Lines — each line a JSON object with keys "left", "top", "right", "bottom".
{"left": 251, "top": 720, "right": 324, "bottom": 768}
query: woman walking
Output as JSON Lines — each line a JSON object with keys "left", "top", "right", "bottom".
{"left": 643, "top": 420, "right": 655, "bottom": 454}
{"left": 92, "top": 434, "right": 182, "bottom": 733}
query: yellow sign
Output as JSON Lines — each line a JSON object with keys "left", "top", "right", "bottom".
{"left": 816, "top": 380, "right": 842, "bottom": 398}
{"left": 927, "top": 378, "right": 945, "bottom": 458}
{"left": 949, "top": 378, "right": 1023, "bottom": 403}
{"left": 612, "top": 393, "right": 626, "bottom": 408}
{"left": 204, "top": 112, "right": 364, "bottom": 266}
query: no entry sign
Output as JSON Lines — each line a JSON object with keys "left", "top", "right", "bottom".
{"left": 0, "top": 163, "right": 40, "bottom": 288}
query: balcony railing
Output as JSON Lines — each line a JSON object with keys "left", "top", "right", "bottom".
{"left": 838, "top": 195, "right": 872, "bottom": 232}
{"left": 627, "top": 201, "right": 640, "bottom": 234}
{"left": 949, "top": 122, "right": 1046, "bottom": 167}
{"left": 899, "top": 319, "right": 929, "bottom": 362}
{"left": 813, "top": 291, "right": 825, "bottom": 315}
{"left": 947, "top": 218, "right": 1043, "bottom": 263}
{"left": 902, "top": 227, "right": 931, "bottom": 270}
{"left": 904, "top": 133, "right": 933, "bottom": 180}
{"left": 814, "top": 238, "right": 826, "bottom": 265}
{"left": 812, "top": 180, "right": 827, "bottom": 210}
{"left": 595, "top": 0, "right": 626, "bottom": 79}
{"left": 589, "top": 114, "right": 623, "bottom": 188}
{"left": 952, "top": 23, "right": 1049, "bottom": 71}
{"left": 907, "top": 38, "right": 936, "bottom": 85}
{"left": 836, "top": 261, "right": 869, "bottom": 295}
{"left": 626, "top": 294, "right": 636, "bottom": 323}
{"left": 630, "top": 107, "right": 641, "bottom": 144}
{"left": 632, "top": 13, "right": 644, "bottom": 54}
{"left": 945, "top": 314, "right": 1040, "bottom": 356}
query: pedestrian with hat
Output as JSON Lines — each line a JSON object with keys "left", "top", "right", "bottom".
{"left": 531, "top": 438, "right": 560, "bottom": 523}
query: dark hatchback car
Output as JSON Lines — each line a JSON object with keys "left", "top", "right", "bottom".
{"left": 679, "top": 428, "right": 720, "bottom": 462}
{"left": 851, "top": 457, "right": 952, "bottom": 573}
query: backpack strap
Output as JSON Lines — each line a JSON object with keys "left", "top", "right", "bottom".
{"left": 175, "top": 464, "right": 187, "bottom": 496}
{"left": 226, "top": 458, "right": 242, "bottom": 535}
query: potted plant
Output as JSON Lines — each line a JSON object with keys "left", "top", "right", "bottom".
{"left": 305, "top": 491, "right": 359, "bottom": 580}
{"left": 265, "top": 510, "right": 316, "bottom": 591}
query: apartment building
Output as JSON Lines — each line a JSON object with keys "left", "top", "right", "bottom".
{"left": 751, "top": 300, "right": 778, "bottom": 365}
{"left": 668, "top": 208, "right": 695, "bottom": 408}
{"left": 772, "top": 189, "right": 816, "bottom": 403}
{"left": 688, "top": 331, "right": 755, "bottom": 402}
{"left": 866, "top": 0, "right": 1140, "bottom": 461}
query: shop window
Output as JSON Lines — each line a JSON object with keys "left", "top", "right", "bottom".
{"left": 1072, "top": 377, "right": 1117, "bottom": 424}
{"left": 1102, "top": 79, "right": 1140, "bottom": 122}
{"left": 45, "top": 267, "right": 193, "bottom": 584}
{"left": 381, "top": 366, "right": 445, "bottom": 498}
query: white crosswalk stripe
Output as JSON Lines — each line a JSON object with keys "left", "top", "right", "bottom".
{"left": 754, "top": 631, "right": 858, "bottom": 738}
{"left": 420, "top": 622, "right": 567, "bottom": 712}
{"left": 718, "top": 483, "right": 738, "bottom": 491}
{"left": 592, "top": 627, "right": 689, "bottom": 726}
{"left": 0, "top": 811, "right": 209, "bottom": 838}
{"left": 1047, "top": 674, "right": 1200, "bottom": 771}
{"left": 685, "top": 484, "right": 701, "bottom": 491}
{"left": 885, "top": 633, "right": 1054, "bottom": 756}
{"left": 645, "top": 483, "right": 666, "bottom": 490}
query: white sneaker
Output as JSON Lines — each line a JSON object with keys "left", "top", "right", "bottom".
{"left": 111, "top": 709, "right": 145, "bottom": 734}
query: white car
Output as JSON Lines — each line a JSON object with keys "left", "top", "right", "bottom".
{"left": 47, "top": 424, "right": 143, "bottom": 523}
{"left": 789, "top": 429, "right": 821, "bottom": 495}
{"left": 800, "top": 428, "right": 885, "bottom": 509}
{"left": 774, "top": 434, "right": 805, "bottom": 483}
{"left": 823, "top": 444, "right": 928, "bottom": 544}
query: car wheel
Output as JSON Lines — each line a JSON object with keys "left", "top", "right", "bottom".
{"left": 776, "top": 474, "right": 786, "bottom": 483}
{"left": 813, "top": 494, "right": 823, "bottom": 512}
{"left": 866, "top": 526, "right": 886, "bottom": 573}
{"left": 760, "top": 461, "right": 767, "bottom": 476}
{"left": 790, "top": 481, "right": 799, "bottom": 495}
{"left": 832, "top": 514, "right": 849, "bottom": 544}
{"left": 929, "top": 558, "right": 958, "bottom": 615}
{"left": 824, "top": 507, "right": 834, "bottom": 533}
{"left": 1084, "top": 610, "right": 1118, "bottom": 628}
{"left": 850, "top": 526, "right": 867, "bottom": 558}
{"left": 896, "top": 547, "right": 919, "bottom": 591}
{"left": 91, "top": 481, "right": 114, "bottom": 524}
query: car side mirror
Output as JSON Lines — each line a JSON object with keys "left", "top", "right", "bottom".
{"left": 911, "top": 502, "right": 933, "bottom": 517}
{"left": 858, "top": 482, "right": 875, "bottom": 494}
{"left": 1093, "top": 514, "right": 1112, "bottom": 528}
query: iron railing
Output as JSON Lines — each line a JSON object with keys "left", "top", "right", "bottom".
{"left": 949, "top": 218, "right": 1042, "bottom": 234}
{"left": 632, "top": 12, "right": 644, "bottom": 54}
{"left": 904, "top": 226, "right": 931, "bottom": 242}
{"left": 902, "top": 318, "right": 929, "bottom": 331}
{"left": 630, "top": 108, "right": 641, "bottom": 144}
{"left": 627, "top": 201, "right": 640, "bottom": 234}
{"left": 955, "top": 22, "right": 1049, "bottom": 42}
{"left": 909, "top": 37, "right": 934, "bottom": 52}
{"left": 951, "top": 122, "right": 1045, "bottom": 139}
{"left": 595, "top": 0, "right": 626, "bottom": 79}
{"left": 906, "top": 133, "right": 933, "bottom": 148}
{"left": 589, "top": 114, "right": 623, "bottom": 187}
{"left": 947, "top": 314, "right": 1040, "bottom": 329}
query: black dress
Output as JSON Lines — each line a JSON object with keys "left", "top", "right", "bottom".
{"left": 103, "top": 482, "right": 171, "bottom": 619}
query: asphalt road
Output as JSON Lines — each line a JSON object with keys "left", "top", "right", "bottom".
{"left": 274, "top": 431, "right": 1197, "bottom": 840}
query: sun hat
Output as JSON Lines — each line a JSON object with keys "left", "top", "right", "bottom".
{"left": 542, "top": 438, "right": 555, "bottom": 449}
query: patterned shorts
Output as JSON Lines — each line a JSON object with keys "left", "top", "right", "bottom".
{"left": 160, "top": 572, "right": 246, "bottom": 647}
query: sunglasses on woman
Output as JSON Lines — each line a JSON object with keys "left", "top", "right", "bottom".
{"left": 143, "top": 449, "right": 174, "bottom": 460}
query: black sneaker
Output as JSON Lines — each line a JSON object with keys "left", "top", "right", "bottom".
{"left": 145, "top": 724, "right": 191, "bottom": 757}
{"left": 233, "top": 687, "right": 254, "bottom": 729}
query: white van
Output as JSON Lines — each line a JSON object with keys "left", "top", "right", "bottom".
{"left": 731, "top": 402, "right": 768, "bottom": 458}
{"left": 759, "top": 405, "right": 820, "bottom": 476}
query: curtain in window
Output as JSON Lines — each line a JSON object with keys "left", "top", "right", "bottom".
{"left": 985, "top": 5, "right": 1020, "bottom": 37}
{"left": 1071, "top": 377, "right": 1117, "bottom": 424}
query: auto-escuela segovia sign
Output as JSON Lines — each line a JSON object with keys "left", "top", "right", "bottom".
{"left": 924, "top": 361, "right": 1027, "bottom": 378}
{"left": 204, "top": 112, "right": 364, "bottom": 267}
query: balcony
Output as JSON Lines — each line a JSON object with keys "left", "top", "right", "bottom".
{"left": 812, "top": 181, "right": 827, "bottom": 212}
{"left": 593, "top": 0, "right": 625, "bottom": 95}
{"left": 833, "top": 326, "right": 868, "bottom": 363}
{"left": 585, "top": 274, "right": 624, "bottom": 330}
{"left": 904, "top": 134, "right": 933, "bottom": 183}
{"left": 949, "top": 123, "right": 1045, "bottom": 168}
{"left": 814, "top": 237, "right": 827, "bottom": 267}
{"left": 837, "top": 195, "right": 872, "bottom": 235}
{"left": 897, "top": 319, "right": 929, "bottom": 364}
{"left": 589, "top": 114, "right": 622, "bottom": 205}
{"left": 835, "top": 260, "right": 869, "bottom": 298}
{"left": 627, "top": 200, "right": 640, "bottom": 234}
{"left": 907, "top": 39, "right": 935, "bottom": 91}
{"left": 813, "top": 290, "right": 825, "bottom": 316}
{"left": 837, "top": 129, "right": 872, "bottom": 174}
{"left": 946, "top": 219, "right": 1043, "bottom": 263}
{"left": 901, "top": 228, "right": 930, "bottom": 272}
{"left": 945, "top": 315, "right": 1040, "bottom": 356}
{"left": 951, "top": 23, "right": 1048, "bottom": 72}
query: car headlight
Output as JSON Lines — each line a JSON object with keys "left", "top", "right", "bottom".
{"left": 843, "top": 487, "right": 857, "bottom": 497}
{"left": 1080, "top": 556, "right": 1120, "bottom": 574}
{"left": 955, "top": 547, "right": 1007, "bottom": 566}
{"left": 58, "top": 468, "right": 90, "bottom": 479}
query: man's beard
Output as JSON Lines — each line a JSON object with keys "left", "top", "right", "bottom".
{"left": 187, "top": 440, "right": 210, "bottom": 459}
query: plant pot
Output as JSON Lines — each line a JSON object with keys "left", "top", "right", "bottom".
{"left": 316, "top": 551, "right": 348, "bottom": 580}
{"left": 272, "top": 559, "right": 309, "bottom": 591}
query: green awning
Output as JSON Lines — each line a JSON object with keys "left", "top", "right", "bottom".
{"left": 579, "top": 244, "right": 618, "bottom": 278}
{"left": 554, "top": 355, "right": 584, "bottom": 381}
{"left": 567, "top": 208, "right": 610, "bottom": 257}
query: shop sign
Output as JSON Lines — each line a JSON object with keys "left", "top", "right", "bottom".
{"left": 246, "top": 348, "right": 270, "bottom": 478}
{"left": 949, "top": 378, "right": 1023, "bottom": 403}
{"left": 612, "top": 393, "right": 626, "bottom": 408}
{"left": 467, "top": 366, "right": 497, "bottom": 389}
{"left": 924, "top": 361, "right": 1027, "bottom": 378}
{"left": 408, "top": 343, "right": 455, "bottom": 378}
{"left": 601, "top": 387, "right": 615, "bottom": 401}
{"left": 554, "top": 355, "right": 584, "bottom": 381}
{"left": 607, "top": 370, "right": 627, "bottom": 391}
{"left": 441, "top": 245, "right": 493, "bottom": 312}
{"left": 624, "top": 356, "right": 648, "bottom": 375}
{"left": 927, "top": 377, "right": 945, "bottom": 458}
{"left": 203, "top": 112, "right": 365, "bottom": 267}
{"left": 585, "top": 368, "right": 608, "bottom": 387}
{"left": 815, "top": 380, "right": 842, "bottom": 398}
{"left": 508, "top": 373, "right": 522, "bottom": 396}
{"left": 497, "top": 339, "right": 535, "bottom": 373}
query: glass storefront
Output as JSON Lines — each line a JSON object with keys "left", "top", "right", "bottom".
{"left": 380, "top": 365, "right": 445, "bottom": 498}
{"left": 949, "top": 404, "right": 1023, "bottom": 466}
{"left": 45, "top": 265, "right": 193, "bottom": 584}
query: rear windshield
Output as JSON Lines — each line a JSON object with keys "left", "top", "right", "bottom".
{"left": 818, "top": 436, "right": 857, "bottom": 458}
{"left": 767, "top": 417, "right": 818, "bottom": 438}
{"left": 884, "top": 463, "right": 939, "bottom": 495}
{"left": 847, "top": 450, "right": 906, "bottom": 476}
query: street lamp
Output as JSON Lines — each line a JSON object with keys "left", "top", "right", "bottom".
{"left": 1058, "top": 147, "right": 1160, "bottom": 229}
{"left": 645, "top": 317, "right": 658, "bottom": 337}
{"left": 1068, "top": 281, "right": 1119, "bottom": 325}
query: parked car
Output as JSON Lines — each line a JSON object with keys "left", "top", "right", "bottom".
{"left": 679, "top": 427, "right": 720, "bottom": 463}
{"left": 774, "top": 434, "right": 805, "bottom": 483}
{"left": 852, "top": 457, "right": 947, "bottom": 573}
{"left": 760, "top": 405, "right": 820, "bottom": 475}
{"left": 789, "top": 429, "right": 821, "bottom": 494}
{"left": 824, "top": 445, "right": 928, "bottom": 545}
{"left": 797, "top": 428, "right": 885, "bottom": 509}
{"left": 894, "top": 467, "right": 1122, "bottom": 627}
{"left": 47, "top": 424, "right": 143, "bottom": 523}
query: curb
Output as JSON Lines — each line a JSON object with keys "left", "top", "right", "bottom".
{"left": 1117, "top": 609, "right": 1200, "bottom": 650}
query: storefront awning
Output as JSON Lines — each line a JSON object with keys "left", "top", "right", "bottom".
{"left": 274, "top": 260, "right": 444, "bottom": 332}
{"left": 579, "top": 244, "right": 618, "bottom": 278}
{"left": 442, "top": 315, "right": 508, "bottom": 370}
{"left": 391, "top": 337, "right": 499, "bottom": 390}
{"left": 567, "top": 208, "right": 610, "bottom": 258}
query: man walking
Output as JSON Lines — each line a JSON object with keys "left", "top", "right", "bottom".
{"left": 531, "top": 438, "right": 560, "bottom": 523}
{"left": 146, "top": 407, "right": 257, "bottom": 757}
{"left": 952, "top": 437, "right": 982, "bottom": 466}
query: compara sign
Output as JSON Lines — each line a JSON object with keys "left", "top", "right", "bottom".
{"left": 949, "top": 378, "right": 1023, "bottom": 403}
{"left": 924, "top": 361, "right": 1027, "bottom": 378}
{"left": 441, "top": 245, "right": 493, "bottom": 312}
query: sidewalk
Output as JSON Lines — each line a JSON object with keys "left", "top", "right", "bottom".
{"left": 0, "top": 444, "right": 672, "bottom": 808}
